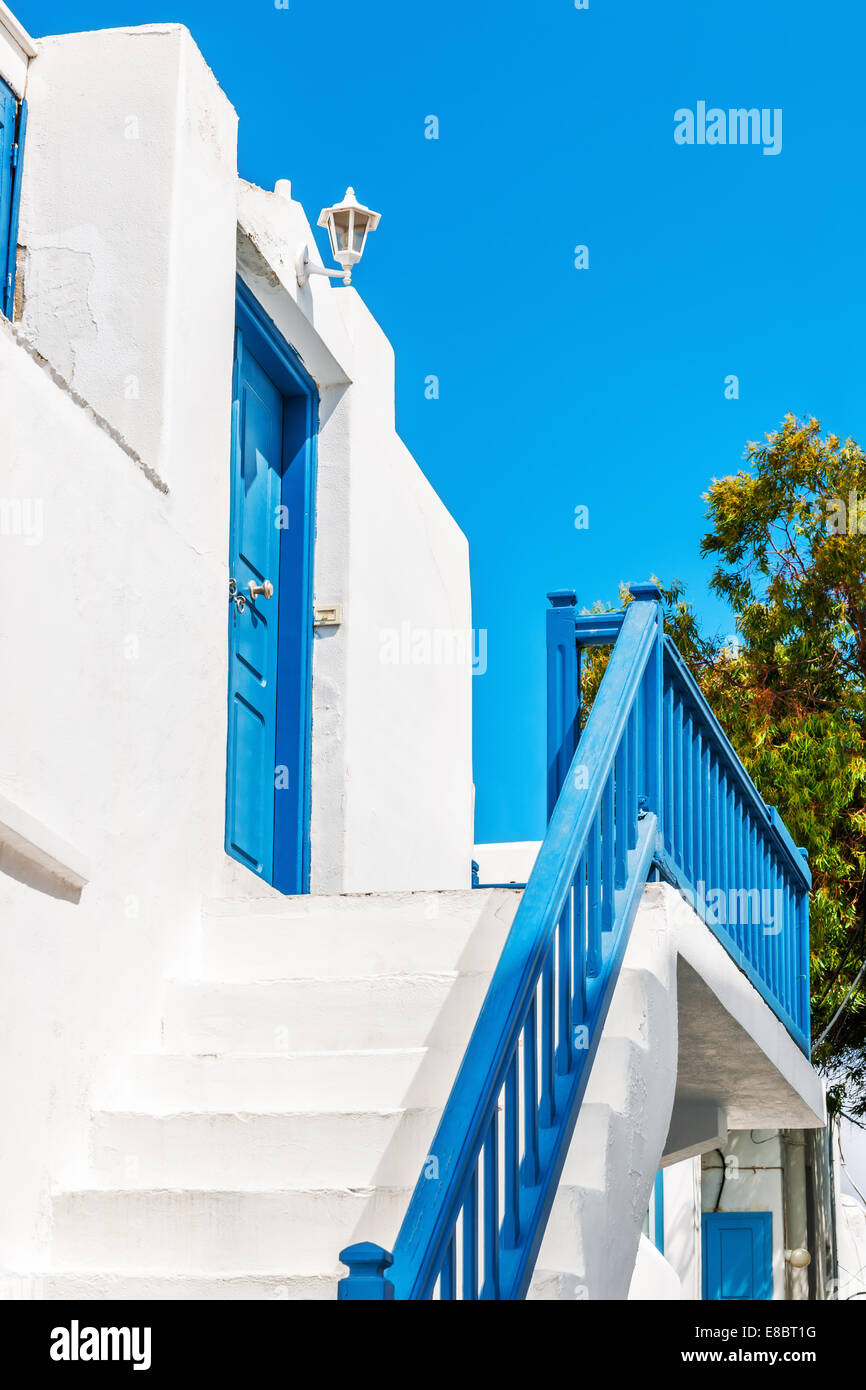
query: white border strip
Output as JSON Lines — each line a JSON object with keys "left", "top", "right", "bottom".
{"left": 0, "top": 792, "right": 90, "bottom": 891}
{"left": 0, "top": 1, "right": 37, "bottom": 58}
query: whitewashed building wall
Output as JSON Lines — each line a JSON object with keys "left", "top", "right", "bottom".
{"left": 0, "top": 16, "right": 473, "bottom": 1270}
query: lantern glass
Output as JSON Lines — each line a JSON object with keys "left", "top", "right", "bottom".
{"left": 352, "top": 216, "right": 368, "bottom": 253}
{"left": 331, "top": 208, "right": 352, "bottom": 255}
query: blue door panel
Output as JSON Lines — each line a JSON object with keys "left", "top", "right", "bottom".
{"left": 0, "top": 78, "right": 20, "bottom": 317}
{"left": 228, "top": 695, "right": 267, "bottom": 868}
{"left": 702, "top": 1212, "right": 773, "bottom": 1300}
{"left": 226, "top": 284, "right": 317, "bottom": 893}
{"left": 226, "top": 332, "right": 283, "bottom": 880}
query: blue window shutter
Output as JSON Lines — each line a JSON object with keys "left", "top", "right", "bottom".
{"left": 702, "top": 1212, "right": 773, "bottom": 1300}
{"left": 0, "top": 77, "right": 25, "bottom": 320}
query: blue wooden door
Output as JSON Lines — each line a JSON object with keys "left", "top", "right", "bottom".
{"left": 702, "top": 1212, "right": 773, "bottom": 1300}
{"left": 226, "top": 286, "right": 317, "bottom": 893}
{"left": 0, "top": 77, "right": 22, "bottom": 319}
{"left": 226, "top": 327, "right": 284, "bottom": 883}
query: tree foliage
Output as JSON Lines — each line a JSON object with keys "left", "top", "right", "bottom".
{"left": 582, "top": 416, "right": 866, "bottom": 1115}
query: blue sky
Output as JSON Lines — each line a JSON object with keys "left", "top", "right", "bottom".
{"left": 18, "top": 0, "right": 866, "bottom": 844}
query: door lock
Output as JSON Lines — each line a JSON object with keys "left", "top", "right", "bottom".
{"left": 248, "top": 579, "right": 274, "bottom": 602}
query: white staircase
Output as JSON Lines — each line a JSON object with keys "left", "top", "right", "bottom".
{"left": 26, "top": 886, "right": 678, "bottom": 1300}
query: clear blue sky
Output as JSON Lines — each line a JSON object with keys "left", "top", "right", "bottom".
{"left": 18, "top": 0, "right": 866, "bottom": 844}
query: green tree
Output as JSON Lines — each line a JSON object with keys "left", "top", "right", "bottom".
{"left": 584, "top": 415, "right": 866, "bottom": 1115}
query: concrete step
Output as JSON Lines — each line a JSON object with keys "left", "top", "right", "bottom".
{"left": 3, "top": 1273, "right": 338, "bottom": 1301}
{"left": 93, "top": 1049, "right": 460, "bottom": 1113}
{"left": 528, "top": 1269, "right": 588, "bottom": 1300}
{"left": 197, "top": 890, "right": 517, "bottom": 980}
{"left": 161, "top": 973, "right": 488, "bottom": 1054}
{"left": 88, "top": 1107, "right": 440, "bottom": 1189}
{"left": 49, "top": 1187, "right": 411, "bottom": 1276}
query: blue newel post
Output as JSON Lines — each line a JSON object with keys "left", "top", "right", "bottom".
{"left": 546, "top": 590, "right": 579, "bottom": 819}
{"left": 627, "top": 582, "right": 664, "bottom": 837}
{"left": 338, "top": 1241, "right": 395, "bottom": 1300}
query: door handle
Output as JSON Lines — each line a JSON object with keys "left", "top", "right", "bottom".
{"left": 248, "top": 579, "right": 274, "bottom": 601}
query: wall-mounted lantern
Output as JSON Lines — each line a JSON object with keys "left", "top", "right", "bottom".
{"left": 296, "top": 187, "right": 381, "bottom": 288}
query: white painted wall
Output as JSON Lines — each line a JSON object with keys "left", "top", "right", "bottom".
{"left": 474, "top": 840, "right": 540, "bottom": 884}
{"left": 0, "top": 13, "right": 474, "bottom": 1273}
{"left": 0, "top": 316, "right": 231, "bottom": 1268}
{"left": 17, "top": 24, "right": 239, "bottom": 500}
{"left": 837, "top": 1195, "right": 866, "bottom": 1300}
{"left": 662, "top": 1158, "right": 702, "bottom": 1299}
{"left": 833, "top": 1124, "right": 866, "bottom": 1300}
{"left": 0, "top": 22, "right": 238, "bottom": 1272}
{"left": 13, "top": 18, "right": 473, "bottom": 899}
{"left": 628, "top": 1236, "right": 682, "bottom": 1299}
{"left": 701, "top": 1133, "right": 788, "bottom": 1299}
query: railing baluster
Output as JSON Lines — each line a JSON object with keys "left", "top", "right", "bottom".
{"left": 722, "top": 774, "right": 731, "bottom": 940}
{"left": 781, "top": 877, "right": 791, "bottom": 1021}
{"left": 587, "top": 816, "right": 602, "bottom": 977}
{"left": 740, "top": 797, "right": 748, "bottom": 960}
{"left": 728, "top": 789, "right": 737, "bottom": 951}
{"left": 693, "top": 723, "right": 703, "bottom": 895}
{"left": 609, "top": 761, "right": 622, "bottom": 901}
{"left": 770, "top": 853, "right": 779, "bottom": 1003}
{"left": 503, "top": 1055, "right": 520, "bottom": 1247}
{"left": 708, "top": 757, "right": 719, "bottom": 924}
{"left": 557, "top": 892, "right": 573, "bottom": 1072}
{"left": 798, "top": 889, "right": 810, "bottom": 1043}
{"left": 774, "top": 868, "right": 785, "bottom": 1014}
{"left": 522, "top": 1001, "right": 539, "bottom": 1187}
{"left": 606, "top": 772, "right": 619, "bottom": 922}
{"left": 700, "top": 736, "right": 710, "bottom": 896}
{"left": 628, "top": 705, "right": 639, "bottom": 849}
{"left": 663, "top": 679, "right": 674, "bottom": 855}
{"left": 722, "top": 772, "right": 728, "bottom": 934}
{"left": 683, "top": 710, "right": 693, "bottom": 884}
{"left": 755, "top": 828, "right": 764, "bottom": 985}
{"left": 482, "top": 1112, "right": 499, "bottom": 1299}
{"left": 540, "top": 938, "right": 556, "bottom": 1126}
{"left": 572, "top": 862, "right": 586, "bottom": 1025}
{"left": 754, "top": 816, "right": 765, "bottom": 985}
{"left": 772, "top": 852, "right": 781, "bottom": 1005}
{"left": 440, "top": 1234, "right": 456, "bottom": 1300}
{"left": 767, "top": 839, "right": 778, "bottom": 995}
{"left": 462, "top": 1168, "right": 479, "bottom": 1299}
{"left": 674, "top": 696, "right": 684, "bottom": 870}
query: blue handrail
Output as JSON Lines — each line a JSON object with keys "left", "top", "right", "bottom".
{"left": 338, "top": 585, "right": 811, "bottom": 1300}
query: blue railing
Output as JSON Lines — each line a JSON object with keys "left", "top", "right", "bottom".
{"left": 338, "top": 584, "right": 811, "bottom": 1300}
{"left": 658, "top": 633, "right": 811, "bottom": 1051}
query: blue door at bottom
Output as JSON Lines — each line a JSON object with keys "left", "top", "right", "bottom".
{"left": 225, "top": 287, "right": 317, "bottom": 892}
{"left": 702, "top": 1212, "right": 773, "bottom": 1300}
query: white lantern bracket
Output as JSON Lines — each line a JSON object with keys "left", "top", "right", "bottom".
{"left": 295, "top": 246, "right": 351, "bottom": 288}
